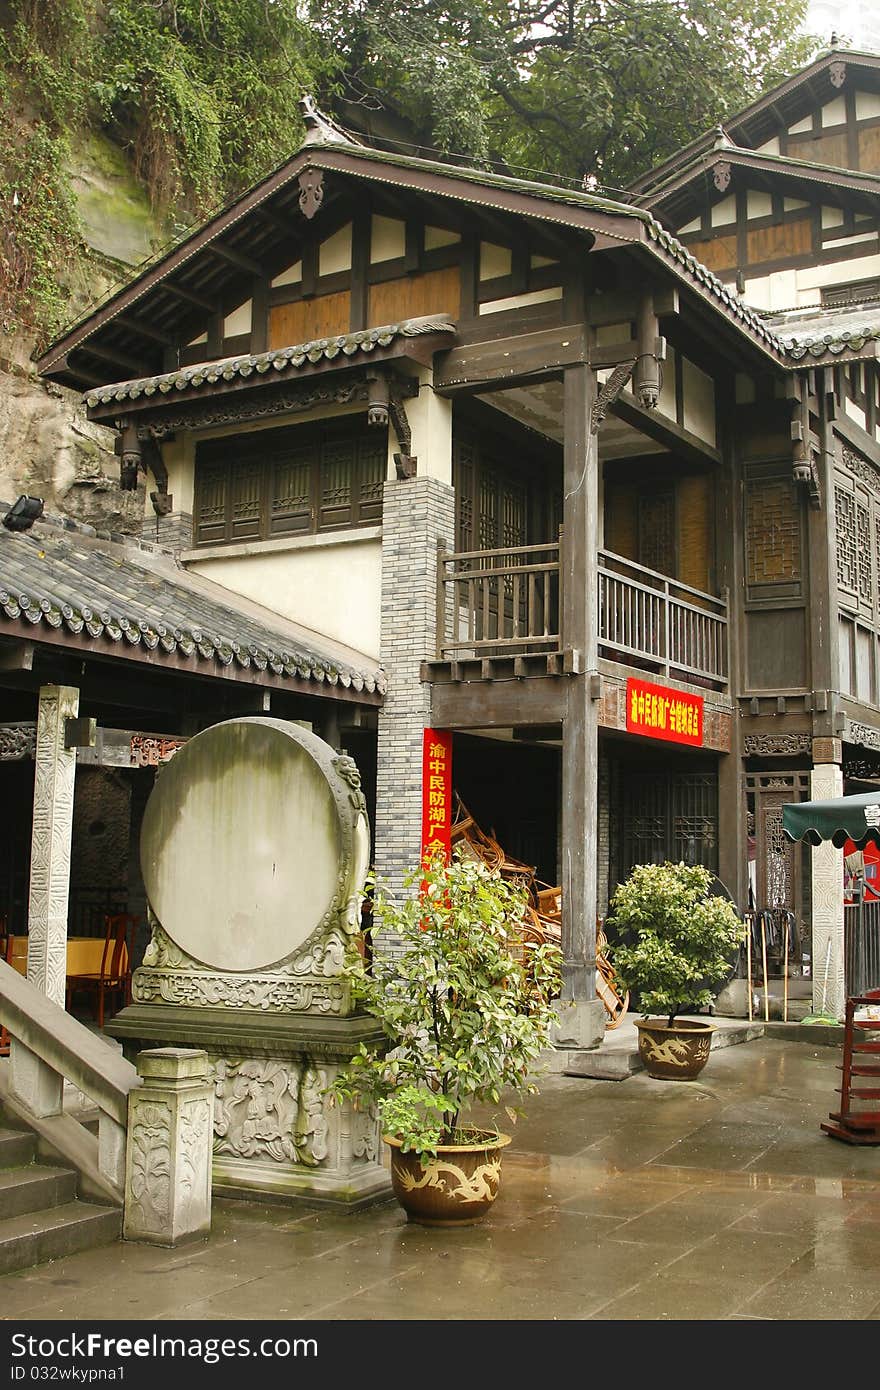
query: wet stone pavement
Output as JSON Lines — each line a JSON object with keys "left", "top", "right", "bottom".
{"left": 2, "top": 1038, "right": 880, "bottom": 1321}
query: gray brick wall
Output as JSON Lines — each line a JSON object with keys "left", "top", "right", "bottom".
{"left": 372, "top": 475, "right": 455, "bottom": 955}
{"left": 597, "top": 752, "right": 610, "bottom": 919}
{"left": 141, "top": 510, "right": 193, "bottom": 554}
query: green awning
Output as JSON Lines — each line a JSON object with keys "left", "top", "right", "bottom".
{"left": 783, "top": 791, "right": 880, "bottom": 848}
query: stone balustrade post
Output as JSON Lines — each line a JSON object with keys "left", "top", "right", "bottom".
{"left": 123, "top": 1048, "right": 213, "bottom": 1247}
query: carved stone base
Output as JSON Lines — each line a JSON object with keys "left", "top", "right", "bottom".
{"left": 107, "top": 1005, "right": 391, "bottom": 1210}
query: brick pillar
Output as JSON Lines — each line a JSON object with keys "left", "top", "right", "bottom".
{"left": 141, "top": 511, "right": 193, "bottom": 553}
{"left": 373, "top": 475, "right": 455, "bottom": 953}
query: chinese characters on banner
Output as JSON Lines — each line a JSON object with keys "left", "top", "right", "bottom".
{"left": 625, "top": 677, "right": 704, "bottom": 747}
{"left": 421, "top": 728, "right": 453, "bottom": 864}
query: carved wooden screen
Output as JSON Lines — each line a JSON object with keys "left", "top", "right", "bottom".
{"left": 834, "top": 452, "right": 880, "bottom": 621}
{"left": 637, "top": 488, "right": 675, "bottom": 576}
{"left": 744, "top": 466, "right": 803, "bottom": 602}
{"left": 452, "top": 429, "right": 542, "bottom": 553}
{"left": 745, "top": 771, "right": 810, "bottom": 917}
{"left": 194, "top": 416, "right": 386, "bottom": 545}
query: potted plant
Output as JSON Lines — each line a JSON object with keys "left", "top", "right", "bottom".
{"left": 605, "top": 862, "right": 745, "bottom": 1081}
{"left": 331, "top": 848, "right": 562, "bottom": 1226}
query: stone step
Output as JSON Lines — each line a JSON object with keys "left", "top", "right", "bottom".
{"left": 0, "top": 1126, "right": 37, "bottom": 1169}
{"left": 558, "top": 1018, "right": 765, "bottom": 1081}
{"left": 0, "top": 1164, "right": 77, "bottom": 1220}
{"left": 0, "top": 1200, "right": 121, "bottom": 1276}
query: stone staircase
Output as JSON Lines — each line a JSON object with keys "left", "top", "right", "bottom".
{"left": 0, "top": 1121, "right": 121, "bottom": 1275}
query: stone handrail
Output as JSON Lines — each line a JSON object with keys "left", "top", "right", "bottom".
{"left": 0, "top": 958, "right": 138, "bottom": 1204}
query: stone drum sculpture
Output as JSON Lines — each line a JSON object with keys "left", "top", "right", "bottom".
{"left": 108, "top": 718, "right": 389, "bottom": 1208}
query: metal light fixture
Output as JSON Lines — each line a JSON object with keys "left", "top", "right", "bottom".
{"left": 2, "top": 495, "right": 44, "bottom": 532}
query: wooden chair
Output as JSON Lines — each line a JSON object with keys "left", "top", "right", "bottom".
{"left": 65, "top": 913, "right": 135, "bottom": 1028}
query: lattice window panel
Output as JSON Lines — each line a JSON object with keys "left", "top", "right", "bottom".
{"left": 195, "top": 463, "right": 228, "bottom": 545}
{"left": 746, "top": 475, "right": 801, "bottom": 587}
{"left": 270, "top": 449, "right": 312, "bottom": 536}
{"left": 638, "top": 489, "right": 675, "bottom": 575}
{"left": 230, "top": 460, "right": 263, "bottom": 541}
{"left": 357, "top": 441, "right": 386, "bottom": 523}
{"left": 478, "top": 467, "right": 499, "bottom": 552}
{"left": 836, "top": 485, "right": 858, "bottom": 593}
{"left": 857, "top": 501, "right": 873, "bottom": 605}
{"left": 619, "top": 771, "right": 718, "bottom": 878}
{"left": 319, "top": 441, "right": 356, "bottom": 529}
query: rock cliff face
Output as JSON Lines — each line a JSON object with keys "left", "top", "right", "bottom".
{"left": 0, "top": 133, "right": 165, "bottom": 531}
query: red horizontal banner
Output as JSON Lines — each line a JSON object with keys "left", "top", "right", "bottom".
{"left": 421, "top": 728, "right": 453, "bottom": 864}
{"left": 626, "top": 678, "right": 704, "bottom": 747}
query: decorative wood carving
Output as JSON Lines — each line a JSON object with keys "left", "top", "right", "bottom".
{"left": 842, "top": 446, "right": 880, "bottom": 497}
{"left": 129, "top": 734, "right": 187, "bottom": 768}
{"left": 742, "top": 733, "right": 811, "bottom": 757}
{"left": 298, "top": 169, "right": 324, "bottom": 219}
{"left": 713, "top": 161, "right": 732, "bottom": 191}
{"left": 590, "top": 360, "right": 635, "bottom": 434}
{"left": 0, "top": 722, "right": 36, "bottom": 760}
{"left": 845, "top": 720, "right": 880, "bottom": 752}
{"left": 830, "top": 60, "right": 846, "bottom": 89}
{"left": 143, "top": 380, "right": 370, "bottom": 439}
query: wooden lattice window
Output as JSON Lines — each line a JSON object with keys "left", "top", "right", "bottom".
{"left": 194, "top": 416, "right": 386, "bottom": 545}
{"left": 834, "top": 458, "right": 880, "bottom": 619}
{"left": 637, "top": 488, "right": 675, "bottom": 575}
{"left": 744, "top": 469, "right": 802, "bottom": 600}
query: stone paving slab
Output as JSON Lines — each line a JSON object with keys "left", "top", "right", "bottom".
{"left": 1, "top": 1036, "right": 878, "bottom": 1321}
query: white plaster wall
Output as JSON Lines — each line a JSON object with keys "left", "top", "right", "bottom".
{"left": 404, "top": 371, "right": 452, "bottom": 484}
{"left": 371, "top": 215, "right": 406, "bottom": 262}
{"left": 189, "top": 534, "right": 383, "bottom": 658}
{"left": 224, "top": 300, "right": 252, "bottom": 337}
{"left": 743, "top": 249, "right": 880, "bottom": 312}
{"left": 480, "top": 242, "right": 512, "bottom": 279}
{"left": 681, "top": 357, "right": 716, "bottom": 446}
{"left": 319, "top": 224, "right": 352, "bottom": 276}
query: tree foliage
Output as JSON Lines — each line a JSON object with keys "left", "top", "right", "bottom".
{"left": 311, "top": 0, "right": 817, "bottom": 189}
{"left": 331, "top": 850, "right": 562, "bottom": 1158}
{"left": 606, "top": 862, "right": 745, "bottom": 1026}
{"left": 0, "top": 0, "right": 819, "bottom": 340}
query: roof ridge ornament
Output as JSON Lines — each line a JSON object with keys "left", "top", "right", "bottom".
{"left": 713, "top": 125, "right": 733, "bottom": 150}
{"left": 299, "top": 94, "right": 363, "bottom": 148}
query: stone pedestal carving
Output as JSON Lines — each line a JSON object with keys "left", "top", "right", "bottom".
{"left": 124, "top": 1049, "right": 213, "bottom": 1246}
{"left": 108, "top": 718, "right": 389, "bottom": 1209}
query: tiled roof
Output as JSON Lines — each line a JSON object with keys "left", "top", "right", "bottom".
{"left": 764, "top": 305, "right": 880, "bottom": 363}
{"left": 84, "top": 316, "right": 457, "bottom": 410}
{"left": 0, "top": 509, "right": 385, "bottom": 696}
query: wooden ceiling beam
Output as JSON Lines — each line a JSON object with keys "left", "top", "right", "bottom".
{"left": 162, "top": 281, "right": 216, "bottom": 313}
{"left": 207, "top": 242, "right": 262, "bottom": 276}
{"left": 115, "top": 316, "right": 175, "bottom": 347}
{"left": 73, "top": 341, "right": 155, "bottom": 377}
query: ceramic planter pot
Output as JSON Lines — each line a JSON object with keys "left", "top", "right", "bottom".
{"left": 635, "top": 1018, "right": 714, "bottom": 1080}
{"left": 385, "top": 1129, "right": 511, "bottom": 1226}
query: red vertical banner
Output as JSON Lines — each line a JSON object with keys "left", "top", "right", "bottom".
{"left": 421, "top": 728, "right": 453, "bottom": 865}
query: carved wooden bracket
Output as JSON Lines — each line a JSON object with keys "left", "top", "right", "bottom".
{"left": 830, "top": 60, "right": 846, "bottom": 89}
{"left": 591, "top": 360, "right": 635, "bottom": 434}
{"left": 298, "top": 169, "right": 324, "bottom": 219}
{"left": 713, "top": 161, "right": 732, "bottom": 191}
{"left": 367, "top": 369, "right": 417, "bottom": 475}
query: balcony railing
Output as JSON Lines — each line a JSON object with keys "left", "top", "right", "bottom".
{"left": 598, "top": 551, "right": 728, "bottom": 686}
{"left": 435, "top": 541, "right": 728, "bottom": 688}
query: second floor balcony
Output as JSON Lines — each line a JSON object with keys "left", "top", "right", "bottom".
{"left": 432, "top": 539, "right": 729, "bottom": 690}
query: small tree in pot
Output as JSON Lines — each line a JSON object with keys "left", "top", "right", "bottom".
{"left": 606, "top": 862, "right": 745, "bottom": 1080}
{"left": 331, "top": 847, "right": 562, "bottom": 1225}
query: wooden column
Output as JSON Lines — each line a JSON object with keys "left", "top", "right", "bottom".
{"left": 716, "top": 380, "right": 747, "bottom": 906}
{"left": 558, "top": 365, "right": 604, "bottom": 1047}
{"left": 27, "top": 684, "right": 79, "bottom": 1005}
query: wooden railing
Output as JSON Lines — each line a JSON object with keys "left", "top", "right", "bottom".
{"left": 435, "top": 540, "right": 729, "bottom": 688}
{"left": 436, "top": 539, "right": 561, "bottom": 658}
{"left": 597, "top": 550, "right": 728, "bottom": 686}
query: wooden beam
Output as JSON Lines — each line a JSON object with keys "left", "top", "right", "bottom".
{"left": 429, "top": 675, "right": 567, "bottom": 728}
{"left": 74, "top": 341, "right": 154, "bottom": 377}
{"left": 0, "top": 642, "right": 34, "bottom": 672}
{"left": 612, "top": 392, "right": 722, "bottom": 465}
{"left": 115, "top": 316, "right": 175, "bottom": 347}
{"left": 162, "top": 281, "right": 216, "bottom": 313}
{"left": 207, "top": 242, "right": 261, "bottom": 276}
{"left": 435, "top": 325, "right": 587, "bottom": 394}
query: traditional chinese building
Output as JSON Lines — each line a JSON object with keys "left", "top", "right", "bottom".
{"left": 5, "top": 46, "right": 879, "bottom": 1038}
